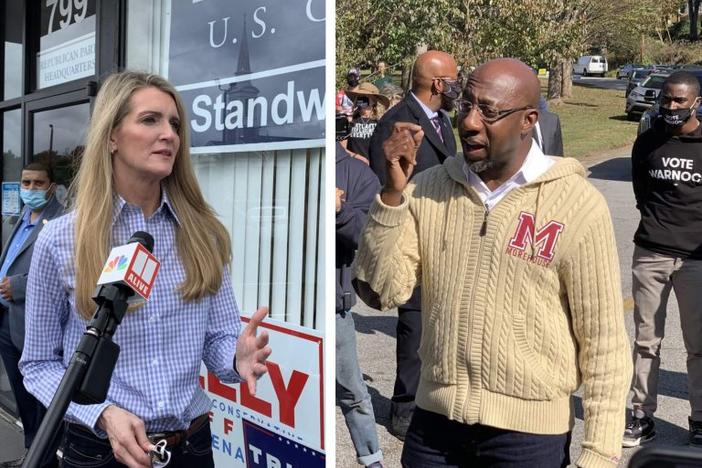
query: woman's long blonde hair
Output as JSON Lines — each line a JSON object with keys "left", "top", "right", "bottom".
{"left": 72, "top": 71, "right": 232, "bottom": 319}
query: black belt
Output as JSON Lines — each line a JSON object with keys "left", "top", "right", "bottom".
{"left": 67, "top": 413, "right": 209, "bottom": 448}
{"left": 147, "top": 414, "right": 209, "bottom": 447}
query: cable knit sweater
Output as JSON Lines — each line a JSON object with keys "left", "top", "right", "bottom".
{"left": 354, "top": 156, "right": 631, "bottom": 468}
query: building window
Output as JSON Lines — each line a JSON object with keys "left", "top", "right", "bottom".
{"left": 3, "top": 1, "right": 24, "bottom": 100}
{"left": 35, "top": 0, "right": 97, "bottom": 90}
{"left": 126, "top": 0, "right": 326, "bottom": 330}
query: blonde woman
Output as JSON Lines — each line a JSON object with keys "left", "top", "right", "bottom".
{"left": 19, "top": 71, "right": 271, "bottom": 468}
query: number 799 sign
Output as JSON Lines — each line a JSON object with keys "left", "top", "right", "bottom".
{"left": 44, "top": 0, "right": 94, "bottom": 35}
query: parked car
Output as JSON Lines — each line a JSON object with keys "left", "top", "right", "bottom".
{"left": 625, "top": 68, "right": 653, "bottom": 97}
{"left": 638, "top": 69, "right": 702, "bottom": 134}
{"left": 617, "top": 63, "right": 643, "bottom": 79}
{"left": 573, "top": 55, "right": 608, "bottom": 77}
{"left": 625, "top": 73, "right": 669, "bottom": 121}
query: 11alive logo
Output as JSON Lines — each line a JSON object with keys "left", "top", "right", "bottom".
{"left": 97, "top": 242, "right": 160, "bottom": 300}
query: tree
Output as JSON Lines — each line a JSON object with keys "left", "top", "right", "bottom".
{"left": 690, "top": 0, "right": 701, "bottom": 40}
{"left": 336, "top": 0, "right": 685, "bottom": 97}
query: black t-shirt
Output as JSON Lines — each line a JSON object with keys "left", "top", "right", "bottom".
{"left": 346, "top": 117, "right": 378, "bottom": 158}
{"left": 632, "top": 118, "right": 702, "bottom": 258}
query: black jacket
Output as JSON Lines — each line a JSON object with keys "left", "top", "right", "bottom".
{"left": 632, "top": 118, "right": 702, "bottom": 258}
{"left": 368, "top": 93, "right": 456, "bottom": 186}
{"left": 537, "top": 109, "right": 564, "bottom": 157}
{"left": 336, "top": 143, "right": 381, "bottom": 312}
{"left": 367, "top": 93, "right": 456, "bottom": 309}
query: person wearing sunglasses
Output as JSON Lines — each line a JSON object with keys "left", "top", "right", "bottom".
{"left": 365, "top": 50, "right": 459, "bottom": 440}
{"left": 345, "top": 83, "right": 390, "bottom": 164}
{"left": 355, "top": 58, "right": 630, "bottom": 467}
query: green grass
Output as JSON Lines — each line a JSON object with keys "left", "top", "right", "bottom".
{"left": 548, "top": 83, "right": 639, "bottom": 159}
{"left": 450, "top": 83, "right": 638, "bottom": 159}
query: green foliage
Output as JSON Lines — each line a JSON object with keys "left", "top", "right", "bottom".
{"left": 645, "top": 39, "right": 702, "bottom": 63}
{"left": 337, "top": 0, "right": 688, "bottom": 83}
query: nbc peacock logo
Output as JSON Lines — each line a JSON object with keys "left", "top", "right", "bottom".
{"left": 102, "top": 255, "right": 129, "bottom": 273}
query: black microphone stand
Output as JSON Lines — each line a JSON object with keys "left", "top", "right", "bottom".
{"left": 22, "top": 283, "right": 133, "bottom": 468}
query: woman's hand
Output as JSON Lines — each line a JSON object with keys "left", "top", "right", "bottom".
{"left": 98, "top": 405, "right": 153, "bottom": 468}
{"left": 235, "top": 306, "right": 273, "bottom": 395}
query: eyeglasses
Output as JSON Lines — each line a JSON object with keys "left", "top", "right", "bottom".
{"left": 455, "top": 99, "right": 533, "bottom": 124}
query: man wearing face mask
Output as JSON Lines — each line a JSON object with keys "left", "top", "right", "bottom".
{"left": 626, "top": 71, "right": 702, "bottom": 449}
{"left": 0, "top": 162, "right": 64, "bottom": 468}
{"left": 366, "top": 50, "right": 459, "bottom": 439}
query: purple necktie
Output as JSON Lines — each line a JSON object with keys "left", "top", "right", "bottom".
{"left": 431, "top": 116, "right": 444, "bottom": 143}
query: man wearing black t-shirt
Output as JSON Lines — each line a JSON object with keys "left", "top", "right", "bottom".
{"left": 625, "top": 71, "right": 702, "bottom": 449}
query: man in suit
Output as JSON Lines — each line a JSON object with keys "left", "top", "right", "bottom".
{"left": 0, "top": 163, "right": 64, "bottom": 468}
{"left": 534, "top": 97, "right": 564, "bottom": 157}
{"left": 367, "top": 50, "right": 459, "bottom": 439}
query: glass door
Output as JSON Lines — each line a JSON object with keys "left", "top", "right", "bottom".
{"left": 25, "top": 94, "right": 91, "bottom": 207}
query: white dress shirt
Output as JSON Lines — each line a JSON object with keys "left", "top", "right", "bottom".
{"left": 463, "top": 139, "right": 555, "bottom": 211}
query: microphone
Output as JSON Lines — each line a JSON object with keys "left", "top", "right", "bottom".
{"left": 95, "top": 231, "right": 160, "bottom": 304}
{"left": 76, "top": 231, "right": 160, "bottom": 404}
{"left": 23, "top": 231, "right": 159, "bottom": 468}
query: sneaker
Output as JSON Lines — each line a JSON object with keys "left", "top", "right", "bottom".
{"left": 689, "top": 417, "right": 702, "bottom": 448}
{"left": 366, "top": 463, "right": 384, "bottom": 468}
{"left": 622, "top": 414, "right": 656, "bottom": 447}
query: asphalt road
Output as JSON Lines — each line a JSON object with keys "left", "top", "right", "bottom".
{"left": 572, "top": 75, "right": 628, "bottom": 92}
{"left": 336, "top": 147, "right": 695, "bottom": 467}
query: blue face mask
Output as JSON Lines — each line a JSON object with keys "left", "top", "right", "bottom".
{"left": 20, "top": 188, "right": 50, "bottom": 210}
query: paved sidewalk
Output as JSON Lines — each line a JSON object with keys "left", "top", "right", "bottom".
{"left": 0, "top": 407, "right": 24, "bottom": 463}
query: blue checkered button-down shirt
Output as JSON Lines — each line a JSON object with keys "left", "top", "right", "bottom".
{"left": 19, "top": 191, "right": 242, "bottom": 436}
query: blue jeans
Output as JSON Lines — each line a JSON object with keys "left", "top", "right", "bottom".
{"left": 336, "top": 310, "right": 383, "bottom": 466}
{"left": 59, "top": 418, "right": 215, "bottom": 468}
{"left": 401, "top": 407, "right": 571, "bottom": 468}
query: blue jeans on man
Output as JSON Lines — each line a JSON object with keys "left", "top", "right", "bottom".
{"left": 336, "top": 310, "right": 383, "bottom": 466}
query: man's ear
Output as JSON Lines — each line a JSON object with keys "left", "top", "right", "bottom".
{"left": 431, "top": 78, "right": 441, "bottom": 96}
{"left": 522, "top": 109, "right": 539, "bottom": 134}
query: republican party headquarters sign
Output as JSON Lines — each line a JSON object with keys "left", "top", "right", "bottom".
{"left": 169, "top": 0, "right": 326, "bottom": 153}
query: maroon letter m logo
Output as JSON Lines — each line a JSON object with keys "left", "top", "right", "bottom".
{"left": 508, "top": 211, "right": 565, "bottom": 261}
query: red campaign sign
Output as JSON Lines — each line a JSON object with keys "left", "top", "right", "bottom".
{"left": 199, "top": 316, "right": 324, "bottom": 467}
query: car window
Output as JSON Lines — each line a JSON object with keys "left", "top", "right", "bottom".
{"left": 642, "top": 75, "right": 667, "bottom": 89}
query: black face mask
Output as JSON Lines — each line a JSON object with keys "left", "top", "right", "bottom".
{"left": 436, "top": 79, "right": 462, "bottom": 111}
{"left": 660, "top": 106, "right": 694, "bottom": 128}
{"left": 347, "top": 77, "right": 359, "bottom": 88}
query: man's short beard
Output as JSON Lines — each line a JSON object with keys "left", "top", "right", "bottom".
{"left": 468, "top": 158, "right": 499, "bottom": 173}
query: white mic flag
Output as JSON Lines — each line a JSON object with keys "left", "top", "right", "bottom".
{"left": 96, "top": 241, "right": 160, "bottom": 302}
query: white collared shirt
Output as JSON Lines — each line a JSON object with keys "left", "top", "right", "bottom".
{"left": 534, "top": 121, "right": 544, "bottom": 149}
{"left": 463, "top": 139, "right": 555, "bottom": 211}
{"left": 410, "top": 91, "right": 438, "bottom": 120}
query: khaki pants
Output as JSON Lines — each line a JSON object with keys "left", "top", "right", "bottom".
{"left": 631, "top": 246, "right": 702, "bottom": 420}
